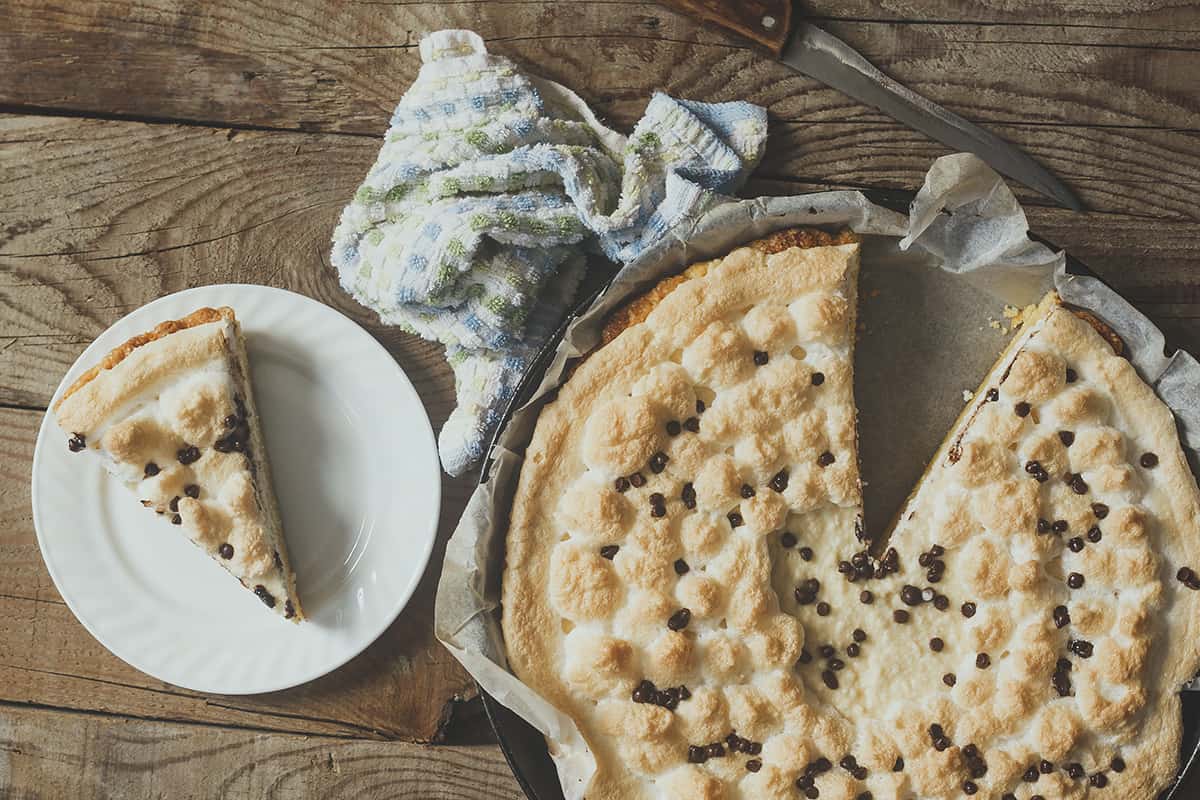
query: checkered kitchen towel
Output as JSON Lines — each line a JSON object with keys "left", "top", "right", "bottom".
{"left": 331, "top": 29, "right": 768, "bottom": 475}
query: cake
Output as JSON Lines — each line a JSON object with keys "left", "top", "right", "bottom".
{"left": 54, "top": 307, "right": 303, "bottom": 621}
{"left": 501, "top": 229, "right": 1200, "bottom": 799}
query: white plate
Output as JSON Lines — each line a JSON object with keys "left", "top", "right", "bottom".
{"left": 31, "top": 285, "right": 441, "bottom": 694}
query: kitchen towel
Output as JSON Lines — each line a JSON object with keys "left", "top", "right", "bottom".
{"left": 331, "top": 29, "right": 767, "bottom": 475}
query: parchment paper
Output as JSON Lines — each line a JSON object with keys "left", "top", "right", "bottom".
{"left": 434, "top": 153, "right": 1200, "bottom": 798}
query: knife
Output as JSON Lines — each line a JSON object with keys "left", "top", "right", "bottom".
{"left": 659, "top": 0, "right": 1084, "bottom": 211}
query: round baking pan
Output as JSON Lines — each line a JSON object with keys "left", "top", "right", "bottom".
{"left": 476, "top": 190, "right": 1200, "bottom": 800}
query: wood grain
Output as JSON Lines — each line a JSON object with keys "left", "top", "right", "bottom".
{"left": 0, "top": 405, "right": 476, "bottom": 741}
{"left": 0, "top": 703, "right": 521, "bottom": 799}
{"left": 4, "top": 0, "right": 1200, "bottom": 795}
{"left": 2, "top": 1, "right": 1198, "bottom": 137}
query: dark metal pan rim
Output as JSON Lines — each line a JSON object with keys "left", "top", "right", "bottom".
{"left": 475, "top": 189, "right": 1200, "bottom": 800}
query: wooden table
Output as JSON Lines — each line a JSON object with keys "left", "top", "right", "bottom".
{"left": 2, "top": 1, "right": 1198, "bottom": 796}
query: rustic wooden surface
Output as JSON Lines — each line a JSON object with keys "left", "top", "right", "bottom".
{"left": 2, "top": 1, "right": 1199, "bottom": 797}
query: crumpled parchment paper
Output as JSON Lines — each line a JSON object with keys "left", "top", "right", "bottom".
{"left": 434, "top": 153, "right": 1200, "bottom": 798}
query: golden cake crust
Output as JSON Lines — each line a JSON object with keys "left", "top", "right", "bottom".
{"left": 502, "top": 231, "right": 1200, "bottom": 800}
{"left": 54, "top": 307, "right": 303, "bottom": 621}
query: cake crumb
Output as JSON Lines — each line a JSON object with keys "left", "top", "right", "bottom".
{"left": 962, "top": 389, "right": 975, "bottom": 403}
{"left": 1004, "top": 303, "right": 1039, "bottom": 331}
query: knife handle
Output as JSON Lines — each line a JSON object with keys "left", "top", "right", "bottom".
{"left": 659, "top": 0, "right": 793, "bottom": 55}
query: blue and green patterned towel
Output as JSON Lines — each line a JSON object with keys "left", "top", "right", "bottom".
{"left": 331, "top": 29, "right": 768, "bottom": 475}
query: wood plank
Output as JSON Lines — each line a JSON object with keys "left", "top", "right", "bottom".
{"left": 0, "top": 406, "right": 477, "bottom": 742}
{"left": 0, "top": 703, "right": 521, "bottom": 799}
{"left": 3, "top": 113, "right": 1198, "bottom": 404}
{"left": 2, "top": 1, "right": 1198, "bottom": 137}
{"left": 804, "top": 0, "right": 1200, "bottom": 32}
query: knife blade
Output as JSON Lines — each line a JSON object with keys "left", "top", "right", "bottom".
{"left": 657, "top": 1, "right": 1083, "bottom": 210}
{"left": 784, "top": 22, "right": 1082, "bottom": 211}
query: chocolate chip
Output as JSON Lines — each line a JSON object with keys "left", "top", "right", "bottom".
{"left": 1067, "top": 572, "right": 1084, "bottom": 589}
{"left": 253, "top": 585, "right": 276, "bottom": 608}
{"left": 1066, "top": 763, "right": 1084, "bottom": 779}
{"left": 218, "top": 543, "right": 234, "bottom": 559}
{"left": 1052, "top": 519, "right": 1069, "bottom": 534}
{"left": 961, "top": 602, "right": 977, "bottom": 618}
{"left": 170, "top": 513, "right": 182, "bottom": 525}
{"left": 727, "top": 511, "right": 743, "bottom": 528}
{"left": 930, "top": 637, "right": 944, "bottom": 652}
{"left": 855, "top": 787, "right": 871, "bottom": 798}
{"left": 184, "top": 484, "right": 200, "bottom": 499}
{"left": 859, "top": 589, "right": 873, "bottom": 604}
{"left": 1053, "top": 605, "right": 1070, "bottom": 628}
{"left": 846, "top": 643, "right": 860, "bottom": 657}
{"left": 753, "top": 350, "right": 769, "bottom": 366}
{"left": 1092, "top": 502, "right": 1109, "bottom": 519}
{"left": 1070, "top": 474, "right": 1089, "bottom": 494}
{"left": 893, "top": 757, "right": 905, "bottom": 771}
{"left": 740, "top": 483, "right": 755, "bottom": 499}
{"left": 674, "top": 558, "right": 689, "bottom": 575}
{"left": 746, "top": 759, "right": 762, "bottom": 772}
{"left": 900, "top": 585, "right": 922, "bottom": 606}
{"left": 828, "top": 657, "right": 844, "bottom": 671}
{"left": 839, "top": 755, "right": 857, "bottom": 771}
{"left": 800, "top": 546, "right": 814, "bottom": 561}
{"left": 687, "top": 745, "right": 707, "bottom": 763}
{"left": 284, "top": 601, "right": 295, "bottom": 619}
{"left": 976, "top": 652, "right": 991, "bottom": 669}
{"left": 819, "top": 644, "right": 835, "bottom": 658}
{"left": 1179, "top": 566, "right": 1197, "bottom": 584}
{"left": 1052, "top": 670, "right": 1072, "bottom": 697}
{"left": 1069, "top": 639, "right": 1094, "bottom": 658}
{"left": 1040, "top": 760, "right": 1054, "bottom": 774}
{"left": 666, "top": 420, "right": 681, "bottom": 436}
{"left": 681, "top": 482, "right": 696, "bottom": 509}
{"left": 781, "top": 531, "right": 797, "bottom": 548}
{"left": 822, "top": 669, "right": 838, "bottom": 689}
{"left": 629, "top": 472, "right": 646, "bottom": 488}
{"left": 770, "top": 469, "right": 789, "bottom": 492}
{"left": 68, "top": 433, "right": 87, "bottom": 452}
{"left": 224, "top": 414, "right": 240, "bottom": 428}
{"left": 1090, "top": 774, "right": 1108, "bottom": 788}
{"left": 1087, "top": 526, "right": 1102, "bottom": 543}
{"left": 893, "top": 609, "right": 910, "bottom": 623}
{"left": 1068, "top": 537, "right": 1084, "bottom": 552}
{"left": 962, "top": 744, "right": 978, "bottom": 759}
{"left": 963, "top": 780, "right": 978, "bottom": 795}
{"left": 798, "top": 649, "right": 812, "bottom": 665}
{"left": 596, "top": 545, "right": 618, "bottom": 560}
{"left": 1015, "top": 401, "right": 1031, "bottom": 417}
{"left": 168, "top": 496, "right": 180, "bottom": 512}
{"left": 985, "top": 388, "right": 999, "bottom": 402}
{"left": 273, "top": 551, "right": 282, "bottom": 569}
{"left": 1111, "top": 756, "right": 1125, "bottom": 772}
{"left": 696, "top": 398, "right": 706, "bottom": 414}
{"left": 143, "top": 462, "right": 160, "bottom": 477}
{"left": 919, "top": 552, "right": 932, "bottom": 567}
{"left": 852, "top": 628, "right": 867, "bottom": 643}
{"left": 683, "top": 416, "right": 700, "bottom": 433}
{"left": 1025, "top": 460, "right": 1049, "bottom": 482}
{"left": 816, "top": 601, "right": 831, "bottom": 616}
{"left": 1140, "top": 452, "right": 1159, "bottom": 468}
{"left": 943, "top": 672, "right": 957, "bottom": 686}
{"left": 667, "top": 608, "right": 691, "bottom": 631}
{"left": 817, "top": 451, "right": 835, "bottom": 467}
{"left": 1024, "top": 765, "right": 1040, "bottom": 782}
{"left": 177, "top": 445, "right": 201, "bottom": 465}
{"left": 705, "top": 742, "right": 724, "bottom": 759}
{"left": 632, "top": 680, "right": 655, "bottom": 703}
{"left": 933, "top": 737, "right": 950, "bottom": 752}
{"left": 650, "top": 502, "right": 666, "bottom": 518}
{"left": 614, "top": 476, "right": 630, "bottom": 492}
{"left": 1066, "top": 367, "right": 1078, "bottom": 383}
{"left": 1037, "top": 518, "right": 1050, "bottom": 534}
{"left": 648, "top": 451, "right": 669, "bottom": 473}
{"left": 930, "top": 544, "right": 945, "bottom": 557}
{"left": 933, "top": 594, "right": 950, "bottom": 611}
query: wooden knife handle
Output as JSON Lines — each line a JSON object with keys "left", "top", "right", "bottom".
{"left": 659, "top": 0, "right": 793, "bottom": 55}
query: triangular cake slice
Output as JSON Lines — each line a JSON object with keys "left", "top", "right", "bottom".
{"left": 54, "top": 307, "right": 303, "bottom": 621}
{"left": 504, "top": 230, "right": 863, "bottom": 800}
